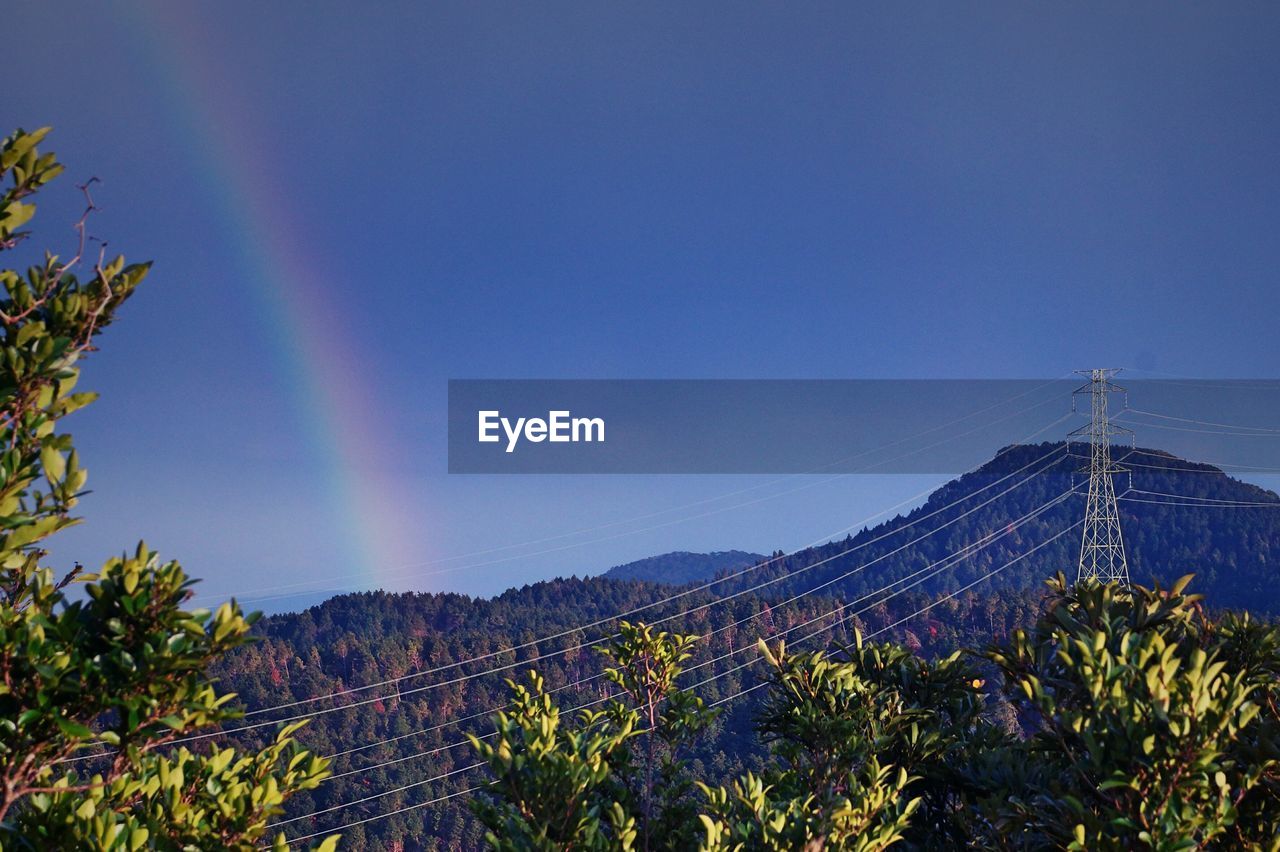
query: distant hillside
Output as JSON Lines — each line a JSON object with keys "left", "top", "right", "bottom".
{"left": 212, "top": 441, "right": 1280, "bottom": 849}
{"left": 602, "top": 550, "right": 765, "bottom": 585}
{"left": 214, "top": 573, "right": 1020, "bottom": 849}
{"left": 710, "top": 442, "right": 1280, "bottom": 615}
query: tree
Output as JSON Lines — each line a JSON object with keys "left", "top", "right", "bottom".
{"left": 468, "top": 669, "right": 639, "bottom": 851}
{"left": 0, "top": 126, "right": 336, "bottom": 849}
{"left": 469, "top": 622, "right": 717, "bottom": 851}
{"left": 696, "top": 636, "right": 923, "bottom": 852}
{"left": 695, "top": 626, "right": 1006, "bottom": 851}
{"left": 473, "top": 576, "right": 1280, "bottom": 851}
{"left": 981, "top": 574, "right": 1280, "bottom": 850}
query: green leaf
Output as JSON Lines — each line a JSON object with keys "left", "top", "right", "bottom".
{"left": 55, "top": 718, "right": 94, "bottom": 739}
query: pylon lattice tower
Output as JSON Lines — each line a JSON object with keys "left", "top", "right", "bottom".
{"left": 1071, "top": 368, "right": 1131, "bottom": 585}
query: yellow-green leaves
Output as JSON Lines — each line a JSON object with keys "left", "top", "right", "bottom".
{"left": 0, "top": 126, "right": 338, "bottom": 850}
{"left": 982, "top": 576, "right": 1279, "bottom": 849}
{"left": 476, "top": 581, "right": 1280, "bottom": 850}
{"left": 473, "top": 625, "right": 717, "bottom": 851}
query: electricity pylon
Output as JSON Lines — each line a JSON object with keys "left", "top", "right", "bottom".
{"left": 1071, "top": 368, "right": 1131, "bottom": 585}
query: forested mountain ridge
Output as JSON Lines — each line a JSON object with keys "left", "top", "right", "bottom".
{"left": 602, "top": 550, "right": 765, "bottom": 584}
{"left": 214, "top": 578, "right": 1043, "bottom": 848}
{"left": 208, "top": 441, "right": 1280, "bottom": 849}
{"left": 704, "top": 442, "right": 1280, "bottom": 616}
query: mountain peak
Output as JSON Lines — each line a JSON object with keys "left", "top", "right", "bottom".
{"left": 603, "top": 550, "right": 766, "bottom": 586}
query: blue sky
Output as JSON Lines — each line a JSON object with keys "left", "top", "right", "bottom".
{"left": 5, "top": 2, "right": 1280, "bottom": 608}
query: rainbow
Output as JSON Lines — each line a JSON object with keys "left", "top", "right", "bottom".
{"left": 121, "top": 3, "right": 420, "bottom": 597}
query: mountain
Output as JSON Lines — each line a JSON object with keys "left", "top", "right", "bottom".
{"left": 706, "top": 442, "right": 1280, "bottom": 616}
{"left": 209, "top": 442, "right": 1280, "bottom": 849}
{"left": 602, "top": 550, "right": 765, "bottom": 585}
{"left": 214, "top": 576, "right": 1012, "bottom": 850}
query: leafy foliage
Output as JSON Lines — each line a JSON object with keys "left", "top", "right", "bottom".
{"left": 726, "top": 633, "right": 997, "bottom": 848}
{"left": 470, "top": 669, "right": 639, "bottom": 851}
{"left": 473, "top": 578, "right": 1280, "bottom": 850}
{"left": 696, "top": 637, "right": 927, "bottom": 851}
{"left": 0, "top": 127, "right": 334, "bottom": 849}
{"left": 470, "top": 622, "right": 717, "bottom": 851}
{"left": 982, "top": 574, "right": 1280, "bottom": 850}
{"left": 697, "top": 759, "right": 914, "bottom": 852}
{"left": 208, "top": 444, "right": 1280, "bottom": 848}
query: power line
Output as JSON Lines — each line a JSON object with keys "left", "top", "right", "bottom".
{"left": 1126, "top": 448, "right": 1280, "bottom": 474}
{"left": 319, "top": 486, "right": 1074, "bottom": 783}
{"left": 62, "top": 433, "right": 1071, "bottom": 769}
{"left": 1119, "top": 496, "right": 1280, "bottom": 508}
{"left": 274, "top": 760, "right": 487, "bottom": 830}
{"left": 1123, "top": 459, "right": 1239, "bottom": 475}
{"left": 1114, "top": 414, "right": 1280, "bottom": 438}
{"left": 278, "top": 503, "right": 1073, "bottom": 837}
{"left": 709, "top": 520, "right": 1081, "bottom": 707}
{"left": 1115, "top": 368, "right": 1280, "bottom": 391}
{"left": 1129, "top": 488, "right": 1280, "bottom": 505}
{"left": 279, "top": 777, "right": 485, "bottom": 848}
{"left": 695, "top": 501, "right": 1077, "bottom": 706}
{"left": 66, "top": 473, "right": 949, "bottom": 759}
{"left": 223, "top": 445, "right": 1065, "bottom": 750}
{"left": 279, "top": 519, "right": 1079, "bottom": 846}
{"left": 1122, "top": 407, "right": 1280, "bottom": 434}
{"left": 167, "top": 444, "right": 1071, "bottom": 740}
{"left": 1120, "top": 490, "right": 1280, "bottom": 508}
